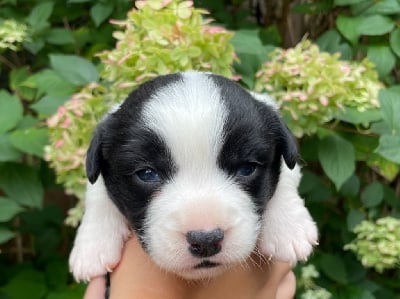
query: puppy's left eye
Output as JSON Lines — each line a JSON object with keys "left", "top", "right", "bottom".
{"left": 235, "top": 162, "right": 258, "bottom": 177}
{"left": 136, "top": 168, "right": 161, "bottom": 183}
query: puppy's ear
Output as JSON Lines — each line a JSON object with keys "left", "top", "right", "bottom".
{"left": 86, "top": 127, "right": 103, "bottom": 184}
{"left": 278, "top": 118, "right": 298, "bottom": 170}
{"left": 249, "top": 91, "right": 298, "bottom": 169}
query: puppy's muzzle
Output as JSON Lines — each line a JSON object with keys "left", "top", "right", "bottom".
{"left": 186, "top": 228, "right": 224, "bottom": 258}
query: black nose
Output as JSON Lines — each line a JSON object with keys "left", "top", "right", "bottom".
{"left": 186, "top": 228, "right": 224, "bottom": 258}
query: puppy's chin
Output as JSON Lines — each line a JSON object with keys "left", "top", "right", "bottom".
{"left": 171, "top": 262, "right": 231, "bottom": 280}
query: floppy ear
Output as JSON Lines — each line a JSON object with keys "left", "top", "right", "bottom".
{"left": 86, "top": 127, "right": 103, "bottom": 184}
{"left": 249, "top": 91, "right": 298, "bottom": 169}
{"left": 278, "top": 118, "right": 298, "bottom": 170}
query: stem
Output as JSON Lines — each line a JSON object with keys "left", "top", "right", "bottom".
{"left": 395, "top": 178, "right": 400, "bottom": 198}
{"left": 13, "top": 217, "right": 24, "bottom": 263}
{"left": 0, "top": 54, "right": 16, "bottom": 69}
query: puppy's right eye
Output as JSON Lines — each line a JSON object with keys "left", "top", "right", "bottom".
{"left": 235, "top": 162, "right": 258, "bottom": 177}
{"left": 136, "top": 168, "right": 161, "bottom": 183}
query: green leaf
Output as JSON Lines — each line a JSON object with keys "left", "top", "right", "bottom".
{"left": 9, "top": 68, "right": 35, "bottom": 101}
{"left": 45, "top": 260, "right": 69, "bottom": 289}
{"left": 336, "top": 15, "right": 362, "bottom": 44}
{"left": 358, "top": 15, "right": 394, "bottom": 36}
{"left": 49, "top": 54, "right": 99, "bottom": 86}
{"left": 30, "top": 69, "right": 76, "bottom": 97}
{"left": 383, "top": 185, "right": 400, "bottom": 208}
{"left": 345, "top": 286, "right": 376, "bottom": 299}
{"left": 367, "top": 46, "right": 396, "bottom": 78}
{"left": 231, "top": 29, "right": 273, "bottom": 88}
{"left": 0, "top": 90, "right": 23, "bottom": 134}
{"left": 0, "top": 163, "right": 44, "bottom": 208}
{"left": 375, "top": 135, "right": 400, "bottom": 164}
{"left": 24, "top": 39, "right": 46, "bottom": 55}
{"left": 26, "top": 1, "right": 54, "bottom": 28}
{"left": 318, "top": 134, "right": 356, "bottom": 189}
{"left": 340, "top": 175, "right": 360, "bottom": 197}
{"left": 362, "top": 182, "right": 384, "bottom": 208}
{"left": 0, "top": 134, "right": 22, "bottom": 162}
{"left": 9, "top": 128, "right": 48, "bottom": 158}
{"left": 259, "top": 26, "right": 281, "bottom": 46}
{"left": 334, "top": 0, "right": 365, "bottom": 5}
{"left": 46, "top": 284, "right": 86, "bottom": 299}
{"left": 347, "top": 209, "right": 365, "bottom": 231}
{"left": 31, "top": 95, "right": 71, "bottom": 116}
{"left": 90, "top": 2, "right": 114, "bottom": 27}
{"left": 337, "top": 15, "right": 394, "bottom": 44}
{"left": 335, "top": 107, "right": 382, "bottom": 125}
{"left": 361, "top": 0, "right": 400, "bottom": 15}
{"left": 299, "top": 170, "right": 320, "bottom": 193}
{"left": 16, "top": 115, "right": 39, "bottom": 130}
{"left": 390, "top": 28, "right": 400, "bottom": 58}
{"left": 379, "top": 88, "right": 400, "bottom": 135}
{"left": 367, "top": 153, "right": 399, "bottom": 181}
{"left": 2, "top": 269, "right": 47, "bottom": 299}
{"left": 320, "top": 253, "right": 348, "bottom": 284}
{"left": 316, "top": 29, "right": 352, "bottom": 60}
{"left": 46, "top": 28, "right": 75, "bottom": 45}
{"left": 0, "top": 227, "right": 15, "bottom": 243}
{"left": 0, "top": 197, "right": 23, "bottom": 222}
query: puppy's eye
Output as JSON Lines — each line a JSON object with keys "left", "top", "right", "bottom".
{"left": 136, "top": 168, "right": 161, "bottom": 183}
{"left": 235, "top": 162, "right": 258, "bottom": 177}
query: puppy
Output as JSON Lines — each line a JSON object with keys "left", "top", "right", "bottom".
{"left": 69, "top": 71, "right": 318, "bottom": 281}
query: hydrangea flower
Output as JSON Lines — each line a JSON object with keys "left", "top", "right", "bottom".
{"left": 344, "top": 217, "right": 400, "bottom": 273}
{"left": 0, "top": 19, "right": 29, "bottom": 51}
{"left": 255, "top": 40, "right": 382, "bottom": 137}
{"left": 297, "top": 265, "right": 332, "bottom": 299}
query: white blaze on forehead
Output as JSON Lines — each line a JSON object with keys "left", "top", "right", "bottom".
{"left": 142, "top": 72, "right": 227, "bottom": 171}
{"left": 141, "top": 73, "right": 261, "bottom": 278}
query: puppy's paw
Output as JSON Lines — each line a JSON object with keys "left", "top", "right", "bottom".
{"left": 69, "top": 224, "right": 130, "bottom": 282}
{"left": 69, "top": 237, "right": 123, "bottom": 282}
{"left": 258, "top": 206, "right": 318, "bottom": 264}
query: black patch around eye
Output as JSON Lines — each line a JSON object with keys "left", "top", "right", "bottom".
{"left": 212, "top": 74, "right": 283, "bottom": 215}
{"left": 100, "top": 127, "right": 176, "bottom": 240}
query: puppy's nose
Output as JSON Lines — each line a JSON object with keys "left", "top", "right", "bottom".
{"left": 186, "top": 228, "right": 224, "bottom": 258}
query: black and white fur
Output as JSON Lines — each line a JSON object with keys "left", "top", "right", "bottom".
{"left": 69, "top": 72, "right": 318, "bottom": 281}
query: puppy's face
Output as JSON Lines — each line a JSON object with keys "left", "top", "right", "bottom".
{"left": 86, "top": 72, "right": 297, "bottom": 279}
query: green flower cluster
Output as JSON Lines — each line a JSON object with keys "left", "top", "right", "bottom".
{"left": 255, "top": 40, "right": 382, "bottom": 137}
{"left": 0, "top": 19, "right": 29, "bottom": 51}
{"left": 99, "top": 0, "right": 234, "bottom": 102}
{"left": 344, "top": 217, "right": 400, "bottom": 273}
{"left": 45, "top": 83, "right": 108, "bottom": 226}
{"left": 45, "top": 0, "right": 235, "bottom": 226}
{"left": 298, "top": 265, "right": 332, "bottom": 299}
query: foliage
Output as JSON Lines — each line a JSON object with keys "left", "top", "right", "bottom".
{"left": 45, "top": 0, "right": 235, "bottom": 226}
{"left": 255, "top": 40, "right": 382, "bottom": 137}
{"left": 0, "top": 0, "right": 131, "bottom": 298}
{"left": 1, "top": 0, "right": 400, "bottom": 298}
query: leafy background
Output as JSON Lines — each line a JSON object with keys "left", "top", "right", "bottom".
{"left": 0, "top": 0, "right": 399, "bottom": 298}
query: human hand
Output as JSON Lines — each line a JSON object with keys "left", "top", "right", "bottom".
{"left": 84, "top": 236, "right": 296, "bottom": 299}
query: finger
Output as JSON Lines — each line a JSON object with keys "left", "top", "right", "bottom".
{"left": 276, "top": 271, "right": 296, "bottom": 299}
{"left": 83, "top": 276, "right": 107, "bottom": 299}
{"left": 256, "top": 261, "right": 294, "bottom": 299}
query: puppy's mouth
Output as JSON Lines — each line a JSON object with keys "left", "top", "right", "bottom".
{"left": 194, "top": 260, "right": 221, "bottom": 269}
